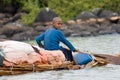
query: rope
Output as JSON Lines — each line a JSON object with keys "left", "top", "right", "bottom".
{"left": 51, "top": 64, "right": 54, "bottom": 69}
{"left": 10, "top": 65, "right": 14, "bottom": 74}
{"left": 32, "top": 64, "right": 35, "bottom": 72}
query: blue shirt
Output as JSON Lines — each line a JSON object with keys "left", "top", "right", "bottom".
{"left": 36, "top": 27, "right": 75, "bottom": 51}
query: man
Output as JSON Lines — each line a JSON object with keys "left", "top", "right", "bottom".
{"left": 0, "top": 51, "right": 4, "bottom": 66}
{"left": 0, "top": 49, "right": 13, "bottom": 66}
{"left": 36, "top": 17, "right": 79, "bottom": 61}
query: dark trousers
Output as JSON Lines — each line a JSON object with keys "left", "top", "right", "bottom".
{"left": 60, "top": 47, "right": 73, "bottom": 61}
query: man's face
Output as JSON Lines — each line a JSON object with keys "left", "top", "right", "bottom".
{"left": 53, "top": 21, "right": 62, "bottom": 29}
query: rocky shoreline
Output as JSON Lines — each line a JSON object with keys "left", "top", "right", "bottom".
{"left": 0, "top": 8, "right": 120, "bottom": 41}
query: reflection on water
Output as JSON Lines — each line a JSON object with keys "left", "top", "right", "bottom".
{"left": 0, "top": 34, "right": 120, "bottom": 80}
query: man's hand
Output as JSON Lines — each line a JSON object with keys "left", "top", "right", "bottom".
{"left": 73, "top": 49, "right": 80, "bottom": 52}
{"left": 39, "top": 45, "right": 44, "bottom": 48}
{"left": 73, "top": 49, "right": 90, "bottom": 54}
{"left": 41, "top": 45, "right": 44, "bottom": 48}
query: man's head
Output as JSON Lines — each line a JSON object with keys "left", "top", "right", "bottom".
{"left": 52, "top": 17, "right": 62, "bottom": 29}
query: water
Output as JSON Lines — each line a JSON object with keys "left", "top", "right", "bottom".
{"left": 0, "top": 33, "right": 120, "bottom": 80}
{"left": 67, "top": 33, "right": 120, "bottom": 54}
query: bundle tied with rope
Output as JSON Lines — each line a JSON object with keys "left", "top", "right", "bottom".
{"left": 73, "top": 50, "right": 108, "bottom": 67}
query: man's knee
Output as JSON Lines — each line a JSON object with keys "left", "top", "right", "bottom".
{"left": 60, "top": 47, "right": 73, "bottom": 61}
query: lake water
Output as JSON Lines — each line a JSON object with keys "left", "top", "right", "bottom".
{"left": 0, "top": 33, "right": 120, "bottom": 80}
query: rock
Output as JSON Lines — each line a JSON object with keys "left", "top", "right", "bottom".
{"left": 1, "top": 23, "right": 22, "bottom": 37}
{"left": 75, "top": 11, "right": 98, "bottom": 20}
{"left": 0, "top": 35, "right": 7, "bottom": 39}
{"left": 63, "top": 29, "right": 73, "bottom": 37}
{"left": 118, "top": 20, "right": 120, "bottom": 24}
{"left": 70, "top": 31, "right": 91, "bottom": 37}
{"left": 98, "top": 25, "right": 115, "bottom": 35}
{"left": 99, "top": 20, "right": 111, "bottom": 26}
{"left": 92, "top": 8, "right": 103, "bottom": 16}
{"left": 99, "top": 10, "right": 118, "bottom": 18}
{"left": 109, "top": 16, "right": 120, "bottom": 24}
{"left": 67, "top": 20, "right": 76, "bottom": 24}
{"left": 69, "top": 24, "right": 87, "bottom": 31}
{"left": 110, "top": 16, "right": 120, "bottom": 21}
{"left": 98, "top": 30, "right": 115, "bottom": 35}
{"left": 113, "top": 24, "right": 120, "bottom": 33}
{"left": 0, "top": 13, "right": 6, "bottom": 19}
{"left": 3, "top": 6, "right": 16, "bottom": 14}
{"left": 35, "top": 26, "right": 48, "bottom": 32}
{"left": 96, "top": 18, "right": 106, "bottom": 23}
{"left": 2, "top": 13, "right": 22, "bottom": 25}
{"left": 11, "top": 30, "right": 39, "bottom": 41}
{"left": 34, "top": 7, "right": 58, "bottom": 23}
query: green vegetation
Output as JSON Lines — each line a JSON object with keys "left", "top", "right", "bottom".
{"left": 1, "top": 0, "right": 120, "bottom": 25}
{"left": 21, "top": 0, "right": 40, "bottom": 25}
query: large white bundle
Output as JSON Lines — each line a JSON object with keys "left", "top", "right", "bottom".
{"left": 0, "top": 40, "right": 35, "bottom": 54}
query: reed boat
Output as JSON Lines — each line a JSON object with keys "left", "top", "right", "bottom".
{"left": 0, "top": 40, "right": 120, "bottom": 76}
{"left": 0, "top": 62, "right": 73, "bottom": 76}
{"left": 1, "top": 53, "right": 120, "bottom": 76}
{"left": 0, "top": 54, "right": 109, "bottom": 76}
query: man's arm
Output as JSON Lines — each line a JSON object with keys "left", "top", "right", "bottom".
{"left": 35, "top": 33, "right": 45, "bottom": 48}
{"left": 57, "top": 31, "right": 76, "bottom": 51}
